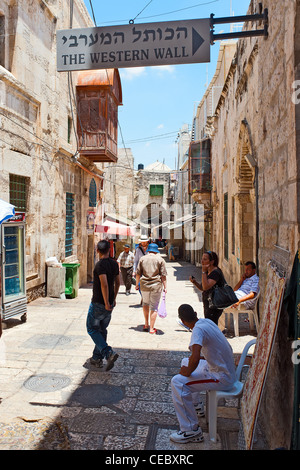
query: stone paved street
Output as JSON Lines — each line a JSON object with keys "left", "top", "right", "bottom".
{"left": 0, "top": 255, "right": 264, "bottom": 451}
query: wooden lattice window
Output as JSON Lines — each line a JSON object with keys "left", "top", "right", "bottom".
{"left": 188, "top": 139, "right": 211, "bottom": 193}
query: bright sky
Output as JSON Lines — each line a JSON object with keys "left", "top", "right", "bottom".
{"left": 83, "top": 0, "right": 251, "bottom": 170}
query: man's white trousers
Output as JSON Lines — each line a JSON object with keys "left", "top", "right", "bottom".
{"left": 171, "top": 357, "right": 232, "bottom": 432}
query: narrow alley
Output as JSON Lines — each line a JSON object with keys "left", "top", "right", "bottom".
{"left": 0, "top": 253, "right": 262, "bottom": 452}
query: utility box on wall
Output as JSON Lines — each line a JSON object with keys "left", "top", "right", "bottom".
{"left": 76, "top": 69, "right": 122, "bottom": 163}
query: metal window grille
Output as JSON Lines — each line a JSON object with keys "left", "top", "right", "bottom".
{"left": 89, "top": 178, "right": 97, "bottom": 207}
{"left": 9, "top": 174, "right": 29, "bottom": 212}
{"left": 65, "top": 192, "right": 74, "bottom": 257}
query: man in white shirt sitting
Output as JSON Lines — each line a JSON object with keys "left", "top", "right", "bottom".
{"left": 232, "top": 261, "right": 259, "bottom": 310}
{"left": 170, "top": 304, "right": 236, "bottom": 443}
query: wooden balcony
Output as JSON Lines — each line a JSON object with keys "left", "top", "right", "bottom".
{"left": 76, "top": 69, "right": 122, "bottom": 163}
{"left": 188, "top": 138, "right": 212, "bottom": 195}
{"left": 78, "top": 130, "right": 118, "bottom": 163}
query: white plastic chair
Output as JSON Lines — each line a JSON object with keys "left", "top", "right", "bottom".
{"left": 206, "top": 339, "right": 256, "bottom": 442}
{"left": 223, "top": 292, "right": 260, "bottom": 337}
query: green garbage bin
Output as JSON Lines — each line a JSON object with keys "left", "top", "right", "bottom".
{"left": 62, "top": 263, "right": 80, "bottom": 298}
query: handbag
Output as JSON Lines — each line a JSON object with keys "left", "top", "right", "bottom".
{"left": 158, "top": 292, "right": 167, "bottom": 318}
{"left": 208, "top": 272, "right": 238, "bottom": 309}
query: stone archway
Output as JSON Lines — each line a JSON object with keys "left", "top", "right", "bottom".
{"left": 139, "top": 203, "right": 168, "bottom": 240}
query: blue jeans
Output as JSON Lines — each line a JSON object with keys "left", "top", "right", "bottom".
{"left": 86, "top": 302, "right": 113, "bottom": 360}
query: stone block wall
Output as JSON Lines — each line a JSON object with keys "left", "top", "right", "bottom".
{"left": 0, "top": 0, "right": 95, "bottom": 297}
{"left": 210, "top": 0, "right": 299, "bottom": 448}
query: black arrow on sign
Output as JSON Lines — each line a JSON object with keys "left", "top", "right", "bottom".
{"left": 192, "top": 27, "right": 205, "bottom": 55}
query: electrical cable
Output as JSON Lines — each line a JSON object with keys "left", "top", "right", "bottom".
{"left": 88, "top": 0, "right": 134, "bottom": 172}
{"left": 68, "top": 1, "right": 87, "bottom": 162}
{"left": 126, "top": 131, "right": 178, "bottom": 144}
{"left": 89, "top": 0, "right": 97, "bottom": 26}
{"left": 0, "top": 111, "right": 57, "bottom": 151}
{"left": 130, "top": 0, "right": 153, "bottom": 23}
{"left": 86, "top": 0, "right": 197, "bottom": 172}
{"left": 67, "top": 70, "right": 85, "bottom": 160}
{"left": 96, "top": 0, "right": 219, "bottom": 25}
{"left": 135, "top": 0, "right": 220, "bottom": 20}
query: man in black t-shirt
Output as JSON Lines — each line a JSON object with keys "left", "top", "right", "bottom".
{"left": 86, "top": 240, "right": 120, "bottom": 371}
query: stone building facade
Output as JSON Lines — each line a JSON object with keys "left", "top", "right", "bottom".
{"left": 174, "top": 41, "right": 237, "bottom": 265}
{"left": 134, "top": 160, "right": 173, "bottom": 241}
{"left": 0, "top": 0, "right": 105, "bottom": 300}
{"left": 172, "top": 0, "right": 299, "bottom": 448}
{"left": 102, "top": 151, "right": 174, "bottom": 253}
{"left": 210, "top": 0, "right": 300, "bottom": 449}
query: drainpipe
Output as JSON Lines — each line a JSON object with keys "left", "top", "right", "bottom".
{"left": 241, "top": 118, "right": 259, "bottom": 273}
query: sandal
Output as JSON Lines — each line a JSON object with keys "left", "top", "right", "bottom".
{"left": 149, "top": 328, "right": 157, "bottom": 334}
{"left": 143, "top": 325, "right": 149, "bottom": 332}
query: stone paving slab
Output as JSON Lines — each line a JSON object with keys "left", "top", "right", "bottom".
{"left": 0, "top": 257, "right": 263, "bottom": 451}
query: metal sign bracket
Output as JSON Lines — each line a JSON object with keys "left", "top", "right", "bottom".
{"left": 210, "top": 4, "right": 268, "bottom": 45}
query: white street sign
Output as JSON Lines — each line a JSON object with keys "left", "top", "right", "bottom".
{"left": 57, "top": 19, "right": 210, "bottom": 71}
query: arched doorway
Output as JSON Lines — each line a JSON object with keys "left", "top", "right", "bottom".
{"left": 139, "top": 203, "right": 168, "bottom": 241}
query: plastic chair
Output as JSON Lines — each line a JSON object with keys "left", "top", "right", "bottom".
{"left": 223, "top": 292, "right": 260, "bottom": 337}
{"left": 206, "top": 339, "right": 256, "bottom": 442}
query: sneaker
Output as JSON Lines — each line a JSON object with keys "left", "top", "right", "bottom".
{"left": 106, "top": 351, "right": 119, "bottom": 371}
{"left": 194, "top": 402, "right": 205, "bottom": 417}
{"left": 170, "top": 426, "right": 203, "bottom": 443}
{"left": 90, "top": 357, "right": 103, "bottom": 368}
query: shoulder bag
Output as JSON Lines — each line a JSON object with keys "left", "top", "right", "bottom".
{"left": 208, "top": 271, "right": 238, "bottom": 309}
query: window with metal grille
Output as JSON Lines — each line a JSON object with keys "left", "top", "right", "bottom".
{"left": 9, "top": 174, "right": 29, "bottom": 212}
{"left": 89, "top": 178, "right": 97, "bottom": 207}
{"left": 65, "top": 193, "right": 74, "bottom": 257}
{"left": 149, "top": 184, "right": 164, "bottom": 196}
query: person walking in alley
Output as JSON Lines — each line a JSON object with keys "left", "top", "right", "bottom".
{"left": 189, "top": 251, "right": 226, "bottom": 326}
{"left": 133, "top": 235, "right": 149, "bottom": 304}
{"left": 135, "top": 243, "right": 167, "bottom": 334}
{"left": 86, "top": 239, "right": 120, "bottom": 371}
{"left": 117, "top": 244, "right": 134, "bottom": 295}
{"left": 133, "top": 235, "right": 149, "bottom": 275}
{"left": 170, "top": 304, "right": 235, "bottom": 444}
